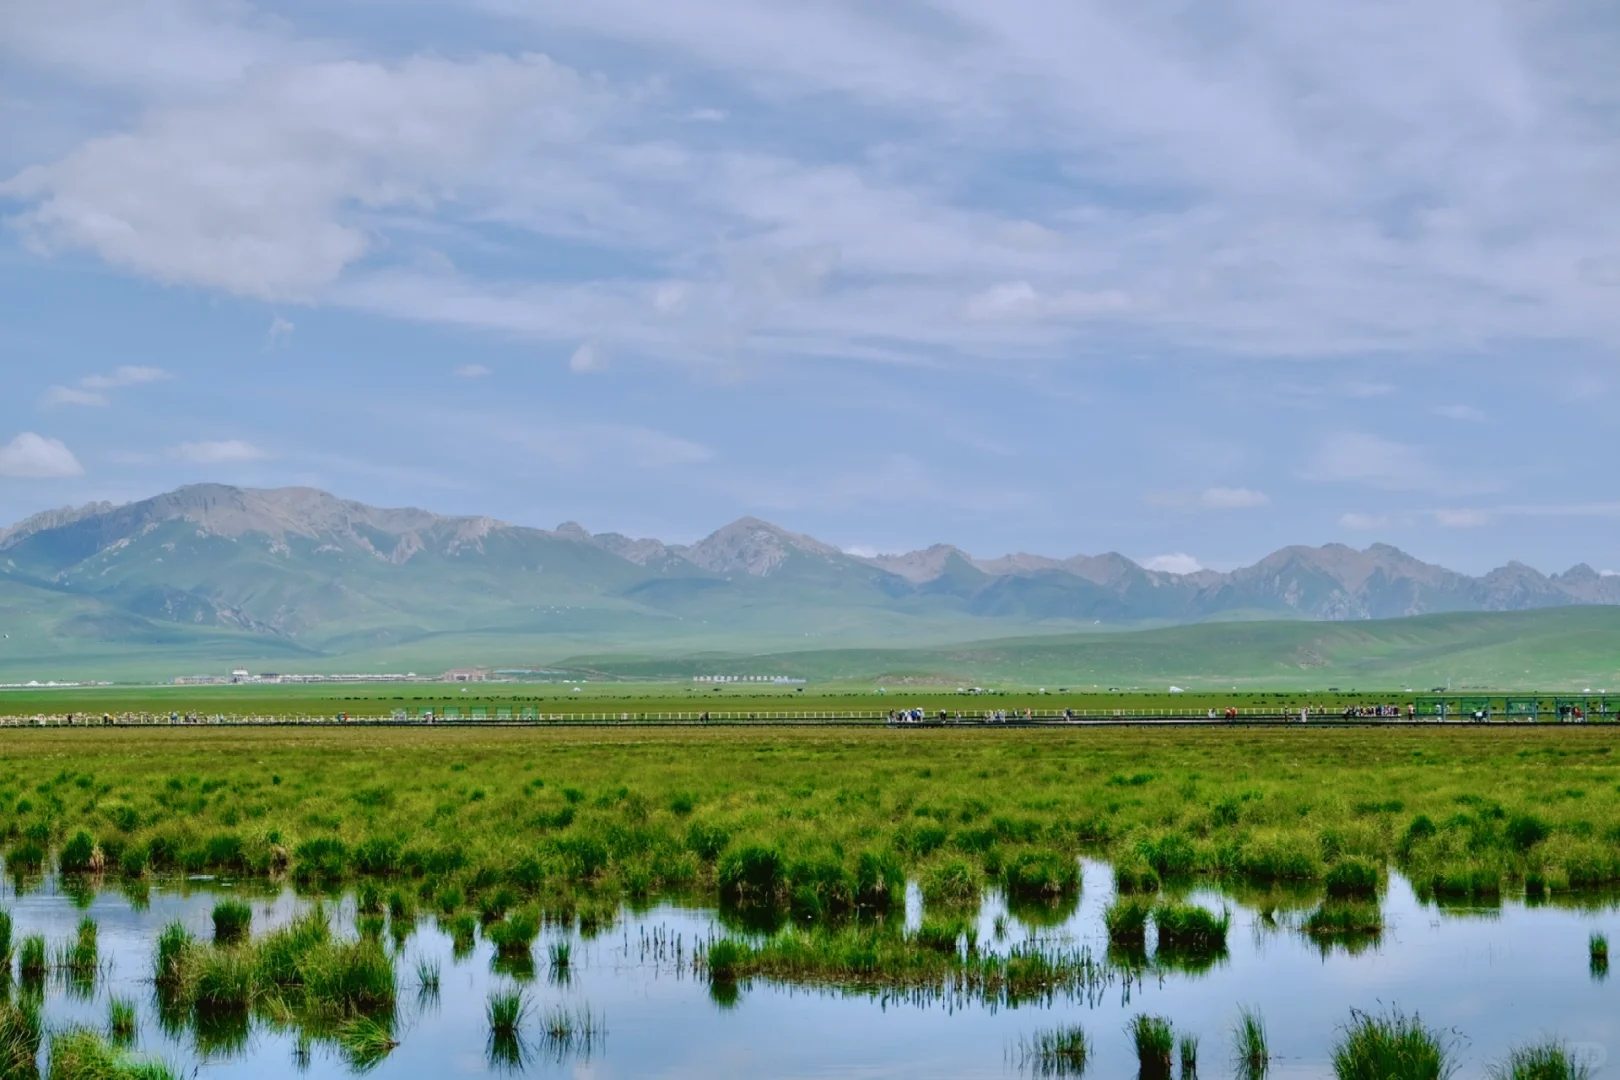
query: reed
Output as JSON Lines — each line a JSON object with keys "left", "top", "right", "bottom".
{"left": 1129, "top": 1014, "right": 1174, "bottom": 1078}
{"left": 0, "top": 911, "right": 11, "bottom": 968}
{"left": 1014, "top": 1023, "right": 1090, "bottom": 1077}
{"left": 1232, "top": 1007, "right": 1268, "bottom": 1078}
{"left": 1331, "top": 1007, "right": 1453, "bottom": 1080}
{"left": 1487, "top": 1039, "right": 1593, "bottom": 1080}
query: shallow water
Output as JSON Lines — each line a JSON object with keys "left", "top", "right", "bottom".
{"left": 7, "top": 861, "right": 1618, "bottom": 1078}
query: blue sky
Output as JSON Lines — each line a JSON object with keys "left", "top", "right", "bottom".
{"left": 2, "top": 0, "right": 1619, "bottom": 575}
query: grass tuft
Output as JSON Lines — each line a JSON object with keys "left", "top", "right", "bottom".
{"left": 1487, "top": 1039, "right": 1593, "bottom": 1080}
{"left": 48, "top": 1027, "right": 179, "bottom": 1080}
{"left": 1331, "top": 1007, "right": 1453, "bottom": 1080}
{"left": 211, "top": 900, "right": 252, "bottom": 944}
{"left": 108, "top": 996, "right": 138, "bottom": 1046}
{"left": 1130, "top": 1014, "right": 1174, "bottom": 1078}
{"left": 1233, "top": 1006, "right": 1268, "bottom": 1078}
{"left": 1179, "top": 1033, "right": 1199, "bottom": 1079}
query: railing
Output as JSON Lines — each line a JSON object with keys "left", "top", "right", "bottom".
{"left": 0, "top": 707, "right": 1613, "bottom": 727}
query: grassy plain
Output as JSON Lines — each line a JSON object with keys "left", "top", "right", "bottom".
{"left": 8, "top": 606, "right": 1620, "bottom": 691}
{"left": 1, "top": 725, "right": 1618, "bottom": 917}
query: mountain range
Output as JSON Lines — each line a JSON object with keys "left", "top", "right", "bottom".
{"left": 2, "top": 483, "right": 1618, "bottom": 678}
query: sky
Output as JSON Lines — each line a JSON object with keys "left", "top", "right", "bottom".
{"left": 2, "top": 0, "right": 1619, "bottom": 576}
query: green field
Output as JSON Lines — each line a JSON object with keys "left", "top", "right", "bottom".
{"left": 8, "top": 607, "right": 1620, "bottom": 692}
{"left": 2, "top": 724, "right": 1618, "bottom": 925}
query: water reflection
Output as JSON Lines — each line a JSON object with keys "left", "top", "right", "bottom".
{"left": 0, "top": 860, "right": 1611, "bottom": 1077}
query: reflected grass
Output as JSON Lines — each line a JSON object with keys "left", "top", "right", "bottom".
{"left": 1014, "top": 1022, "right": 1090, "bottom": 1077}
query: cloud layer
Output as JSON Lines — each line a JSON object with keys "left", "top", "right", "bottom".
{"left": 1, "top": 0, "right": 1618, "bottom": 576}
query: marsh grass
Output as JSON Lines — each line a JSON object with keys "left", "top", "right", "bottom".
{"left": 1179, "top": 1034, "right": 1199, "bottom": 1079}
{"left": 487, "top": 989, "right": 529, "bottom": 1037}
{"left": 0, "top": 997, "right": 41, "bottom": 1078}
{"left": 1104, "top": 898, "right": 1150, "bottom": 945}
{"left": 1153, "top": 903, "right": 1229, "bottom": 972}
{"left": 415, "top": 957, "right": 441, "bottom": 999}
{"left": 0, "top": 911, "right": 12, "bottom": 968}
{"left": 484, "top": 988, "right": 530, "bottom": 1070}
{"left": 47, "top": 1027, "right": 179, "bottom": 1080}
{"left": 1014, "top": 1023, "right": 1090, "bottom": 1077}
{"left": 1129, "top": 1015, "right": 1174, "bottom": 1078}
{"left": 108, "top": 996, "right": 138, "bottom": 1046}
{"left": 697, "top": 924, "right": 1109, "bottom": 1004}
{"left": 18, "top": 935, "right": 47, "bottom": 986}
{"left": 487, "top": 910, "right": 541, "bottom": 958}
{"left": 156, "top": 907, "right": 397, "bottom": 1026}
{"left": 1324, "top": 859, "right": 1381, "bottom": 899}
{"left": 335, "top": 1014, "right": 398, "bottom": 1072}
{"left": 1590, "top": 932, "right": 1608, "bottom": 979}
{"left": 1487, "top": 1039, "right": 1594, "bottom": 1080}
{"left": 538, "top": 1003, "right": 603, "bottom": 1062}
{"left": 1153, "top": 904, "right": 1229, "bottom": 950}
{"left": 1303, "top": 904, "right": 1385, "bottom": 956}
{"left": 1331, "top": 1008, "right": 1453, "bottom": 1080}
{"left": 3, "top": 724, "right": 1620, "bottom": 949}
{"left": 548, "top": 939, "right": 572, "bottom": 984}
{"left": 1232, "top": 1007, "right": 1269, "bottom": 1078}
{"left": 212, "top": 900, "right": 252, "bottom": 944}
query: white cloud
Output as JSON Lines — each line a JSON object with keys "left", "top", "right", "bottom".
{"left": 0, "top": 433, "right": 84, "bottom": 478}
{"left": 80, "top": 365, "right": 169, "bottom": 391}
{"left": 1339, "top": 512, "right": 1389, "bottom": 531}
{"left": 1141, "top": 553, "right": 1202, "bottom": 574}
{"left": 964, "top": 281, "right": 1134, "bottom": 321}
{"left": 1, "top": 53, "right": 594, "bottom": 300}
{"left": 569, "top": 342, "right": 607, "bottom": 373}
{"left": 267, "top": 314, "right": 295, "bottom": 346}
{"left": 653, "top": 282, "right": 689, "bottom": 314}
{"left": 454, "top": 364, "right": 492, "bottom": 379}
{"left": 43, "top": 386, "right": 111, "bottom": 408}
{"left": 43, "top": 365, "right": 171, "bottom": 407}
{"left": 1433, "top": 404, "right": 1488, "bottom": 423}
{"left": 1305, "top": 432, "right": 1442, "bottom": 491}
{"left": 1199, "top": 486, "right": 1269, "bottom": 509}
{"left": 170, "top": 440, "right": 270, "bottom": 464}
{"left": 1435, "top": 508, "right": 1490, "bottom": 528}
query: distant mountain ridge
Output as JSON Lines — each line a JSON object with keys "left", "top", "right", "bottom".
{"left": 2, "top": 485, "right": 1618, "bottom": 666}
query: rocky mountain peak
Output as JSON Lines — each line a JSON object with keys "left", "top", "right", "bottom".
{"left": 682, "top": 517, "right": 843, "bottom": 577}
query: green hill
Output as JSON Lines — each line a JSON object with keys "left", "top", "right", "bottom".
{"left": 554, "top": 607, "right": 1620, "bottom": 691}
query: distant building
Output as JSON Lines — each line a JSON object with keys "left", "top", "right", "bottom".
{"left": 693, "top": 675, "right": 805, "bottom": 684}
{"left": 443, "top": 668, "right": 490, "bottom": 683}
